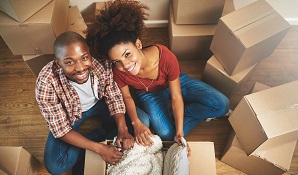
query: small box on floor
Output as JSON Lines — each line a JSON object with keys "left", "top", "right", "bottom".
{"left": 172, "top": 0, "right": 225, "bottom": 24}
{"left": 0, "top": 146, "right": 40, "bottom": 175}
{"left": 210, "top": 0, "right": 291, "bottom": 75}
{"left": 84, "top": 141, "right": 216, "bottom": 175}
{"left": 0, "top": 0, "right": 51, "bottom": 22}
{"left": 168, "top": 5, "right": 215, "bottom": 60}
{"left": 229, "top": 80, "right": 298, "bottom": 155}
{"left": 0, "top": 0, "right": 69, "bottom": 55}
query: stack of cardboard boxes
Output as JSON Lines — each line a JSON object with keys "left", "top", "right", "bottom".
{"left": 168, "top": 0, "right": 228, "bottom": 60}
{"left": 201, "top": 0, "right": 291, "bottom": 109}
{"left": 222, "top": 80, "right": 298, "bottom": 174}
{"left": 0, "top": 0, "right": 87, "bottom": 76}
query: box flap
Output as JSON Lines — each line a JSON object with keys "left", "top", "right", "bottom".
{"left": 0, "top": 0, "right": 51, "bottom": 22}
{"left": 245, "top": 80, "right": 298, "bottom": 138}
{"left": 0, "top": 146, "right": 21, "bottom": 174}
{"left": 67, "top": 6, "right": 87, "bottom": 38}
{"left": 188, "top": 142, "right": 216, "bottom": 175}
{"left": 253, "top": 140, "right": 297, "bottom": 171}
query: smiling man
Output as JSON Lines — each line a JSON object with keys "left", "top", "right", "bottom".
{"left": 35, "top": 31, "right": 135, "bottom": 175}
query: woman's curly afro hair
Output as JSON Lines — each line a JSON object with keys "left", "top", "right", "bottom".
{"left": 86, "top": 0, "right": 149, "bottom": 59}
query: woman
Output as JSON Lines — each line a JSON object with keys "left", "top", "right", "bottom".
{"left": 86, "top": 0, "right": 230, "bottom": 147}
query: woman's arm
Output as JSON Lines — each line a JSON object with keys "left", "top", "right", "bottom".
{"left": 168, "top": 77, "right": 184, "bottom": 142}
{"left": 120, "top": 85, "right": 153, "bottom": 146}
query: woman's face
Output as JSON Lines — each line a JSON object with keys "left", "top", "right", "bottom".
{"left": 108, "top": 40, "right": 143, "bottom": 76}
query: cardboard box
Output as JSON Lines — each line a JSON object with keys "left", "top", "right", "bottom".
{"left": 0, "top": 0, "right": 51, "bottom": 22}
{"left": 221, "top": 130, "right": 297, "bottom": 175}
{"left": 22, "top": 55, "right": 54, "bottom": 77}
{"left": 67, "top": 6, "right": 87, "bottom": 38}
{"left": 168, "top": 5, "right": 215, "bottom": 60}
{"left": 172, "top": 0, "right": 225, "bottom": 24}
{"left": 201, "top": 55, "right": 257, "bottom": 98}
{"left": 0, "top": 146, "right": 40, "bottom": 175}
{"left": 0, "top": 0, "right": 69, "bottom": 55}
{"left": 229, "top": 80, "right": 298, "bottom": 155}
{"left": 84, "top": 141, "right": 216, "bottom": 175}
{"left": 210, "top": 0, "right": 291, "bottom": 75}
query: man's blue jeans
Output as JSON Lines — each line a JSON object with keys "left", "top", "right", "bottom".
{"left": 43, "top": 99, "right": 148, "bottom": 175}
{"left": 136, "top": 72, "right": 230, "bottom": 140}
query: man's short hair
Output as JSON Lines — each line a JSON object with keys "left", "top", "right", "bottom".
{"left": 54, "top": 31, "right": 86, "bottom": 59}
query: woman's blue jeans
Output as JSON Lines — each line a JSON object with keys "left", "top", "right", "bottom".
{"left": 136, "top": 72, "right": 230, "bottom": 141}
{"left": 43, "top": 99, "right": 146, "bottom": 175}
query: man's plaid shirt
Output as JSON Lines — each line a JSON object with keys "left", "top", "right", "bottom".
{"left": 35, "top": 58, "right": 125, "bottom": 138}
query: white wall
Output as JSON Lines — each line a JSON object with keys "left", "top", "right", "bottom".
{"left": 70, "top": 0, "right": 298, "bottom": 26}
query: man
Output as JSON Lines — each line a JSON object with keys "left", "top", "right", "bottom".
{"left": 35, "top": 31, "right": 134, "bottom": 174}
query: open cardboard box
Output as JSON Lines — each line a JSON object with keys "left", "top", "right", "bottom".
{"left": 0, "top": 0, "right": 69, "bottom": 55}
{"left": 229, "top": 80, "right": 298, "bottom": 155}
{"left": 84, "top": 141, "right": 216, "bottom": 175}
{"left": 210, "top": 0, "right": 291, "bottom": 75}
{"left": 222, "top": 82, "right": 297, "bottom": 174}
{"left": 0, "top": 146, "right": 40, "bottom": 175}
{"left": 222, "top": 130, "right": 296, "bottom": 175}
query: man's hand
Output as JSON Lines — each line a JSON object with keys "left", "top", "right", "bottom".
{"left": 116, "top": 129, "right": 134, "bottom": 150}
{"left": 100, "top": 144, "right": 124, "bottom": 165}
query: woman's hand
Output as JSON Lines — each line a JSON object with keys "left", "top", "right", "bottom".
{"left": 174, "top": 135, "right": 191, "bottom": 160}
{"left": 133, "top": 121, "right": 154, "bottom": 146}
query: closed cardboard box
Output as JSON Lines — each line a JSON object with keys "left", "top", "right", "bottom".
{"left": 169, "top": 5, "right": 215, "bottom": 60}
{"left": 0, "top": 0, "right": 69, "bottom": 55}
{"left": 201, "top": 55, "right": 256, "bottom": 98}
{"left": 221, "top": 130, "right": 296, "bottom": 175}
{"left": 210, "top": 0, "right": 290, "bottom": 75}
{"left": 0, "top": 0, "right": 51, "bottom": 22}
{"left": 0, "top": 146, "right": 40, "bottom": 175}
{"left": 229, "top": 80, "right": 298, "bottom": 155}
{"left": 172, "top": 0, "right": 225, "bottom": 24}
{"left": 84, "top": 141, "right": 216, "bottom": 175}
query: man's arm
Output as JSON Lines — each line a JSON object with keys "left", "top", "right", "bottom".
{"left": 61, "top": 130, "right": 123, "bottom": 165}
{"left": 113, "top": 113, "right": 134, "bottom": 150}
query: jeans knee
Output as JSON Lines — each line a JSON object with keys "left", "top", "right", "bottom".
{"left": 45, "top": 162, "right": 69, "bottom": 175}
{"left": 157, "top": 130, "right": 175, "bottom": 141}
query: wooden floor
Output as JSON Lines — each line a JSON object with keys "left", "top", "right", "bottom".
{"left": 1, "top": 26, "right": 298, "bottom": 175}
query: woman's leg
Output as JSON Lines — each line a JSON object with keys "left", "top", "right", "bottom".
{"left": 43, "top": 99, "right": 109, "bottom": 175}
{"left": 136, "top": 89, "right": 176, "bottom": 141}
{"left": 179, "top": 73, "right": 230, "bottom": 135}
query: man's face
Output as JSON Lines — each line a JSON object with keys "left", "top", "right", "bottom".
{"left": 55, "top": 42, "right": 92, "bottom": 84}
